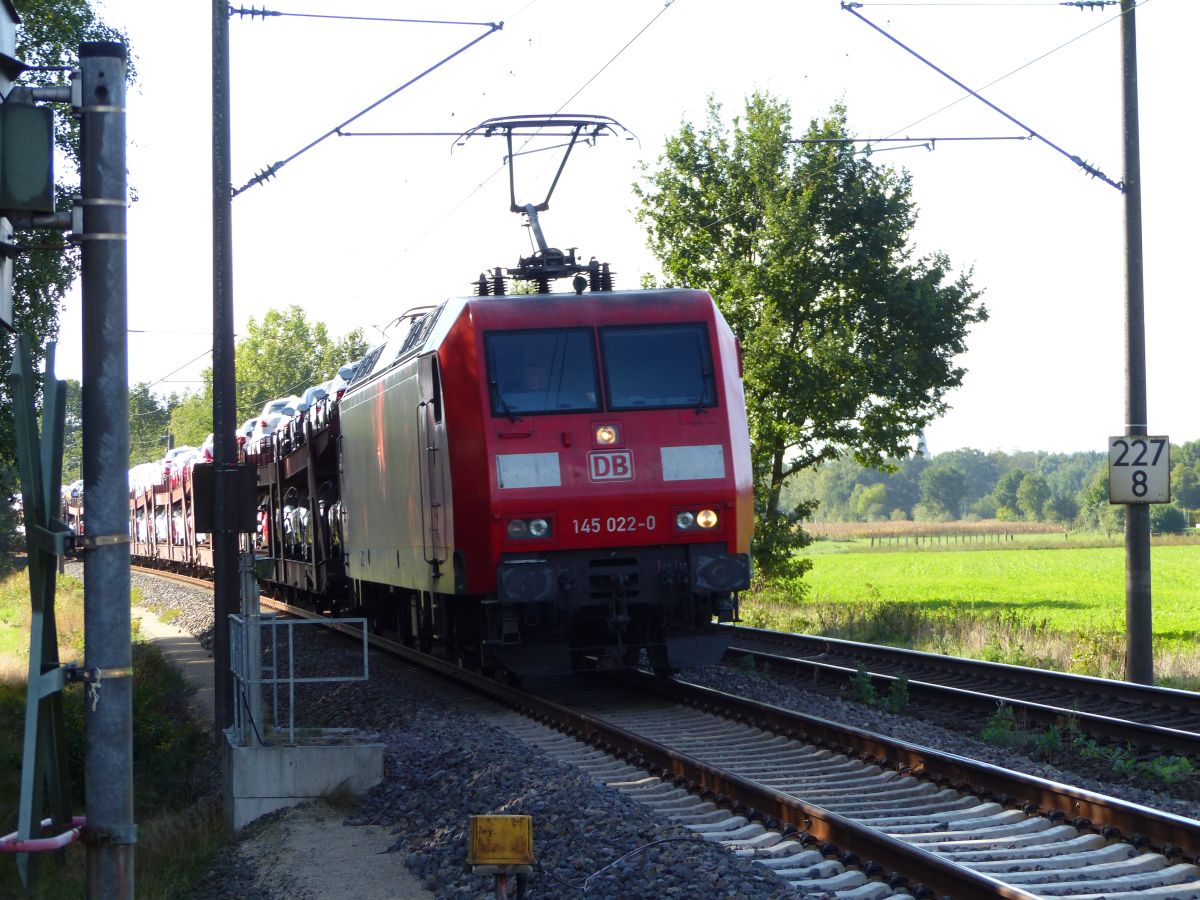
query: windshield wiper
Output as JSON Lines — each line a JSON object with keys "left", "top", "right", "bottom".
{"left": 489, "top": 376, "right": 519, "bottom": 423}
{"left": 695, "top": 338, "right": 712, "bottom": 413}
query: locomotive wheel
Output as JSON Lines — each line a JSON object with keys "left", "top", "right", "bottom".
{"left": 417, "top": 620, "right": 434, "bottom": 653}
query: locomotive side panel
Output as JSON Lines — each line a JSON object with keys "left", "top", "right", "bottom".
{"left": 340, "top": 355, "right": 453, "bottom": 595}
{"left": 712, "top": 304, "right": 755, "bottom": 556}
{"left": 436, "top": 306, "right": 494, "bottom": 595}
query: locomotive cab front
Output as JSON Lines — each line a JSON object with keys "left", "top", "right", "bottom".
{"left": 465, "top": 291, "right": 753, "bottom": 674}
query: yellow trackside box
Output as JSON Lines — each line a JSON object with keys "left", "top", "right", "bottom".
{"left": 466, "top": 815, "right": 534, "bottom": 866}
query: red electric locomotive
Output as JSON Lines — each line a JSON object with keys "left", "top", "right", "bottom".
{"left": 125, "top": 114, "right": 755, "bottom": 677}
{"left": 338, "top": 284, "right": 753, "bottom": 674}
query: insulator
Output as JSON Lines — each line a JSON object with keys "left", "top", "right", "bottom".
{"left": 536, "top": 276, "right": 550, "bottom": 295}
{"left": 492, "top": 268, "right": 506, "bottom": 296}
{"left": 588, "top": 257, "right": 601, "bottom": 291}
{"left": 600, "top": 262, "right": 614, "bottom": 291}
{"left": 474, "top": 273, "right": 489, "bottom": 296}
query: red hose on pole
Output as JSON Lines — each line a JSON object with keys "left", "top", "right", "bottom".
{"left": 0, "top": 817, "right": 86, "bottom": 853}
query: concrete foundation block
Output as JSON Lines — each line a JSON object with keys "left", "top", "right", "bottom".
{"left": 223, "top": 734, "right": 385, "bottom": 830}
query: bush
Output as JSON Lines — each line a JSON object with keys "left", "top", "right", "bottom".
{"left": 1151, "top": 505, "right": 1188, "bottom": 534}
{"left": 994, "top": 504, "right": 1019, "bottom": 521}
{"left": 7, "top": 641, "right": 209, "bottom": 818}
{"left": 981, "top": 705, "right": 1025, "bottom": 749}
{"left": 968, "top": 496, "right": 997, "bottom": 519}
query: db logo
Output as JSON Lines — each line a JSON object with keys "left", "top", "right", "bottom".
{"left": 588, "top": 450, "right": 634, "bottom": 482}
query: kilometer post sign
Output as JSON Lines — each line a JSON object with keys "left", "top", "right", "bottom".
{"left": 1108, "top": 435, "right": 1170, "bottom": 504}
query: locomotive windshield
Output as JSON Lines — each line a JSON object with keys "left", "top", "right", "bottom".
{"left": 600, "top": 323, "right": 716, "bottom": 411}
{"left": 485, "top": 328, "right": 600, "bottom": 415}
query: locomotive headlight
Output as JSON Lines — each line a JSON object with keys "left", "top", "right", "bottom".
{"left": 675, "top": 511, "right": 695, "bottom": 530}
{"left": 506, "top": 517, "right": 551, "bottom": 540}
{"left": 695, "top": 509, "right": 719, "bottom": 529}
{"left": 594, "top": 424, "right": 618, "bottom": 445}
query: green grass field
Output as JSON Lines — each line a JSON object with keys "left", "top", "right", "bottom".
{"left": 803, "top": 544, "right": 1199, "bottom": 641}
{"left": 742, "top": 539, "right": 1200, "bottom": 687}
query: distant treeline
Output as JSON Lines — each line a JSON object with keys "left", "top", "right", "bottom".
{"left": 782, "top": 442, "right": 1200, "bottom": 533}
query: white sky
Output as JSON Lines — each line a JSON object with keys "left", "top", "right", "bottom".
{"left": 45, "top": 0, "right": 1199, "bottom": 456}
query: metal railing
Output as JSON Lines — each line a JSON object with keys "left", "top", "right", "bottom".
{"left": 228, "top": 612, "right": 369, "bottom": 745}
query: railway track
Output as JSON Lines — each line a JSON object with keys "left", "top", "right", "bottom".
{"left": 253, "top": 598, "right": 1200, "bottom": 896}
{"left": 130, "top": 567, "right": 1200, "bottom": 896}
{"left": 724, "top": 626, "right": 1200, "bottom": 758}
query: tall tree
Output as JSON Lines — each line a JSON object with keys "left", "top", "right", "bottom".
{"left": 992, "top": 468, "right": 1026, "bottom": 519}
{"left": 56, "top": 377, "right": 82, "bottom": 482}
{"left": 1016, "top": 472, "right": 1051, "bottom": 521}
{"left": 169, "top": 387, "right": 213, "bottom": 449}
{"left": 850, "top": 482, "right": 888, "bottom": 522}
{"left": 934, "top": 448, "right": 998, "bottom": 508}
{"left": 0, "top": 1, "right": 131, "bottom": 571}
{"left": 636, "top": 94, "right": 986, "bottom": 572}
{"left": 233, "top": 305, "right": 367, "bottom": 424}
{"left": 919, "top": 462, "right": 967, "bottom": 519}
{"left": 165, "top": 306, "right": 368, "bottom": 446}
{"left": 1172, "top": 440, "right": 1200, "bottom": 511}
{"left": 128, "top": 383, "right": 173, "bottom": 464}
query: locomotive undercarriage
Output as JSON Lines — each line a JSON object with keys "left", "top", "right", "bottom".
{"left": 482, "top": 543, "right": 745, "bottom": 676}
{"left": 353, "top": 544, "right": 746, "bottom": 678}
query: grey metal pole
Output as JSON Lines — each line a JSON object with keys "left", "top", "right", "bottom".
{"left": 1120, "top": 0, "right": 1153, "bottom": 685}
{"left": 79, "top": 41, "right": 135, "bottom": 899}
{"left": 212, "top": 0, "right": 237, "bottom": 732}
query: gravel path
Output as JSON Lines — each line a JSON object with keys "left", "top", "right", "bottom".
{"left": 111, "top": 565, "right": 1200, "bottom": 899}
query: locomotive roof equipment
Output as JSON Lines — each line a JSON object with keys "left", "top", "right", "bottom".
{"left": 457, "top": 114, "right": 635, "bottom": 294}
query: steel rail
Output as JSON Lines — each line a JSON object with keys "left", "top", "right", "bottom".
{"left": 626, "top": 671, "right": 1200, "bottom": 865}
{"left": 300, "top": 615, "right": 1038, "bottom": 898}
{"left": 251, "top": 594, "right": 1200, "bottom": 886}
{"left": 728, "top": 626, "right": 1200, "bottom": 751}
{"left": 130, "top": 565, "right": 213, "bottom": 590}
{"left": 727, "top": 647, "right": 1200, "bottom": 757}
{"left": 729, "top": 625, "right": 1200, "bottom": 713}
{"left": 128, "top": 568, "right": 1200, "bottom": 889}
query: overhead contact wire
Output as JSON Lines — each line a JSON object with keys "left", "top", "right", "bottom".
{"left": 232, "top": 21, "right": 504, "bottom": 196}
{"left": 551, "top": 0, "right": 677, "bottom": 115}
{"left": 229, "top": 7, "right": 497, "bottom": 27}
{"left": 873, "top": 1, "right": 1138, "bottom": 145}
{"left": 850, "top": 2, "right": 1118, "bottom": 7}
{"left": 841, "top": 0, "right": 1124, "bottom": 191}
{"left": 399, "top": 0, "right": 678, "bottom": 257}
{"left": 146, "top": 348, "right": 214, "bottom": 391}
